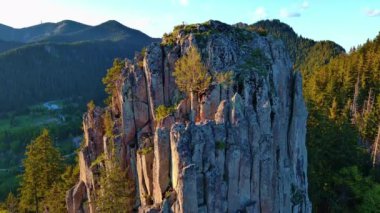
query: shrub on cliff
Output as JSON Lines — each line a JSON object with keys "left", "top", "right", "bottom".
{"left": 155, "top": 105, "right": 176, "bottom": 122}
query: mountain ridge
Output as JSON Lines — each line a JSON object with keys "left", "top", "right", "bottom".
{"left": 0, "top": 20, "right": 156, "bottom": 44}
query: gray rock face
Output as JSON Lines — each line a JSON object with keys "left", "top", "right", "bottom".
{"left": 66, "top": 181, "right": 87, "bottom": 213}
{"left": 68, "top": 20, "right": 311, "bottom": 213}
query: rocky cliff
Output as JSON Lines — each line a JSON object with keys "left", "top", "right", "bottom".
{"left": 66, "top": 20, "right": 311, "bottom": 213}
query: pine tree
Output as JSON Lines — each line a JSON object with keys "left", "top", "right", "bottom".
{"left": 95, "top": 112, "right": 134, "bottom": 212}
{"left": 19, "top": 129, "right": 63, "bottom": 212}
{"left": 96, "top": 160, "right": 134, "bottom": 213}
{"left": 173, "top": 46, "right": 211, "bottom": 121}
{"left": 42, "top": 183, "right": 66, "bottom": 213}
{"left": 102, "top": 58, "right": 124, "bottom": 105}
{"left": 328, "top": 98, "right": 339, "bottom": 121}
{"left": 43, "top": 165, "right": 79, "bottom": 213}
{"left": 4, "top": 192, "right": 18, "bottom": 213}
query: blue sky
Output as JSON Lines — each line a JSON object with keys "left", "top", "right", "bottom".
{"left": 0, "top": 0, "right": 379, "bottom": 50}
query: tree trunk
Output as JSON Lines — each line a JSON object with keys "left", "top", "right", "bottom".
{"left": 190, "top": 91, "right": 198, "bottom": 122}
{"left": 372, "top": 125, "right": 380, "bottom": 167}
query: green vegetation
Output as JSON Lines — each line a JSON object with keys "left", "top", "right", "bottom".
{"left": 253, "top": 19, "right": 344, "bottom": 77}
{"left": 215, "top": 141, "right": 226, "bottom": 150}
{"left": 215, "top": 71, "right": 234, "bottom": 89}
{"left": 155, "top": 105, "right": 176, "bottom": 122}
{"left": 87, "top": 100, "right": 96, "bottom": 113}
{"left": 162, "top": 21, "right": 216, "bottom": 47}
{"left": 236, "top": 48, "right": 271, "bottom": 91}
{"left": 19, "top": 129, "right": 63, "bottom": 212}
{"left": 102, "top": 58, "right": 124, "bottom": 96}
{"left": 43, "top": 165, "right": 79, "bottom": 212}
{"left": 90, "top": 154, "right": 106, "bottom": 169}
{"left": 96, "top": 112, "right": 134, "bottom": 213}
{"left": 291, "top": 184, "right": 304, "bottom": 206}
{"left": 173, "top": 46, "right": 211, "bottom": 95}
{"left": 137, "top": 146, "right": 153, "bottom": 155}
{"left": 0, "top": 20, "right": 157, "bottom": 113}
{"left": 0, "top": 125, "right": 81, "bottom": 212}
{"left": 358, "top": 184, "right": 380, "bottom": 212}
{"left": 0, "top": 41, "right": 136, "bottom": 112}
{"left": 242, "top": 49, "right": 271, "bottom": 76}
{"left": 253, "top": 20, "right": 380, "bottom": 211}
{"left": 102, "top": 58, "right": 125, "bottom": 105}
{"left": 0, "top": 98, "right": 84, "bottom": 201}
{"left": 304, "top": 33, "right": 380, "bottom": 212}
{"left": 104, "top": 111, "right": 114, "bottom": 137}
{"left": 173, "top": 46, "right": 211, "bottom": 121}
{"left": 0, "top": 192, "right": 18, "bottom": 213}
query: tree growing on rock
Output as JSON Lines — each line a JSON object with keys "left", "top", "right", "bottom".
{"left": 95, "top": 111, "right": 134, "bottom": 212}
{"left": 173, "top": 46, "right": 211, "bottom": 121}
{"left": 102, "top": 58, "right": 124, "bottom": 105}
{"left": 215, "top": 70, "right": 234, "bottom": 98}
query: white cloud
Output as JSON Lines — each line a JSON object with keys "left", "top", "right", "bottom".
{"left": 280, "top": 8, "right": 301, "bottom": 18}
{"left": 179, "top": 0, "right": 189, "bottom": 6}
{"left": 300, "top": 1, "right": 309, "bottom": 10}
{"left": 254, "top": 7, "right": 267, "bottom": 19}
{"left": 364, "top": 8, "right": 380, "bottom": 17}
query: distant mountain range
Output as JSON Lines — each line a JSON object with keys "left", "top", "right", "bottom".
{"left": 0, "top": 20, "right": 159, "bottom": 112}
{"left": 0, "top": 20, "right": 154, "bottom": 44}
{"left": 0, "top": 19, "right": 345, "bottom": 113}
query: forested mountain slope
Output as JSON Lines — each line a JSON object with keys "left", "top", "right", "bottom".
{"left": 0, "top": 20, "right": 159, "bottom": 112}
{"left": 0, "top": 40, "right": 24, "bottom": 53}
{"left": 304, "top": 32, "right": 380, "bottom": 212}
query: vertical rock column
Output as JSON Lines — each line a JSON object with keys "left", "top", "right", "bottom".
{"left": 152, "top": 128, "right": 171, "bottom": 203}
{"left": 170, "top": 123, "right": 198, "bottom": 213}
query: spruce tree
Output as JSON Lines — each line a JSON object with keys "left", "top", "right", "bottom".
{"left": 19, "top": 129, "right": 63, "bottom": 212}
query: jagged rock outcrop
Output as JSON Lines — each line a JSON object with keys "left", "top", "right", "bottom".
{"left": 67, "top": 20, "right": 311, "bottom": 213}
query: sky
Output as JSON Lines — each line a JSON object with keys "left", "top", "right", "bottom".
{"left": 0, "top": 0, "right": 379, "bottom": 51}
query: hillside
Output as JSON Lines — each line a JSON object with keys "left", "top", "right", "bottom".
{"left": 0, "top": 20, "right": 158, "bottom": 201}
{"left": 0, "top": 20, "right": 159, "bottom": 112}
{"left": 303, "top": 33, "right": 380, "bottom": 212}
{"left": 0, "top": 40, "right": 24, "bottom": 53}
{"left": 251, "top": 19, "right": 345, "bottom": 77}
